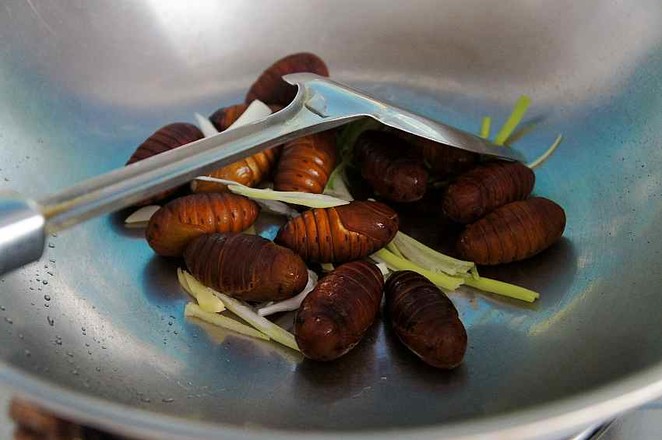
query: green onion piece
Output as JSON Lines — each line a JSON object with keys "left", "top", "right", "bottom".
{"left": 195, "top": 177, "right": 349, "bottom": 208}
{"left": 393, "top": 231, "right": 474, "bottom": 276}
{"left": 494, "top": 95, "right": 532, "bottom": 146}
{"left": 372, "top": 248, "right": 464, "bottom": 291}
{"left": 320, "top": 263, "right": 335, "bottom": 272}
{"left": 184, "top": 303, "right": 270, "bottom": 340}
{"left": 480, "top": 116, "right": 492, "bottom": 139}
{"left": 212, "top": 291, "right": 300, "bottom": 352}
{"left": 324, "top": 162, "right": 354, "bottom": 201}
{"left": 178, "top": 268, "right": 225, "bottom": 313}
{"left": 464, "top": 276, "right": 539, "bottom": 303}
{"left": 385, "top": 239, "right": 404, "bottom": 259}
{"left": 527, "top": 134, "right": 563, "bottom": 169}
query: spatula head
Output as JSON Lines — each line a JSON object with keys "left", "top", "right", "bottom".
{"left": 284, "top": 73, "right": 525, "bottom": 162}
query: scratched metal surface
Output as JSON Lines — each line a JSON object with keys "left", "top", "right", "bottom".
{"left": 1, "top": 1, "right": 662, "bottom": 439}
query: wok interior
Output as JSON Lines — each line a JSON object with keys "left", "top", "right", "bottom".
{"left": 1, "top": 0, "right": 662, "bottom": 437}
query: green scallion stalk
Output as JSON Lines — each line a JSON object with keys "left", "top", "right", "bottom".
{"left": 464, "top": 276, "right": 539, "bottom": 303}
{"left": 480, "top": 116, "right": 492, "bottom": 139}
{"left": 494, "top": 95, "right": 531, "bottom": 146}
{"left": 195, "top": 177, "right": 349, "bottom": 208}
{"left": 372, "top": 248, "right": 464, "bottom": 291}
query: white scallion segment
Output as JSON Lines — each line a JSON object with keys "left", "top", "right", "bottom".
{"left": 257, "top": 270, "right": 318, "bottom": 317}
{"left": 194, "top": 176, "right": 349, "bottom": 208}
{"left": 194, "top": 113, "right": 220, "bottom": 137}
{"left": 393, "top": 231, "right": 474, "bottom": 276}
{"left": 184, "top": 303, "right": 270, "bottom": 341}
{"left": 527, "top": 134, "right": 563, "bottom": 169}
{"left": 226, "top": 100, "right": 272, "bottom": 130}
{"left": 177, "top": 268, "right": 194, "bottom": 296}
{"left": 323, "top": 162, "right": 354, "bottom": 201}
{"left": 181, "top": 270, "right": 299, "bottom": 348}
{"left": 180, "top": 269, "right": 226, "bottom": 313}
{"left": 368, "top": 257, "right": 391, "bottom": 277}
{"left": 124, "top": 205, "right": 160, "bottom": 228}
{"left": 320, "top": 263, "right": 335, "bottom": 272}
{"left": 212, "top": 290, "right": 300, "bottom": 352}
{"left": 254, "top": 199, "right": 300, "bottom": 218}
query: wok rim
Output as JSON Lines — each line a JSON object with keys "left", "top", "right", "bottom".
{"left": 3, "top": 357, "right": 662, "bottom": 440}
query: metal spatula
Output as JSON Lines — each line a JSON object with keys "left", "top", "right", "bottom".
{"left": 0, "top": 73, "right": 523, "bottom": 275}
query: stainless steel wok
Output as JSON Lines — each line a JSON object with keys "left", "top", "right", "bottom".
{"left": 1, "top": 1, "right": 662, "bottom": 439}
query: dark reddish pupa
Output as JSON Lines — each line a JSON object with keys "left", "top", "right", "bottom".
{"left": 443, "top": 160, "right": 535, "bottom": 224}
{"left": 146, "top": 193, "right": 259, "bottom": 257}
{"left": 275, "top": 200, "right": 399, "bottom": 263}
{"left": 355, "top": 130, "right": 428, "bottom": 202}
{"left": 385, "top": 271, "right": 467, "bottom": 369}
{"left": 126, "top": 123, "right": 204, "bottom": 205}
{"left": 295, "top": 261, "right": 384, "bottom": 361}
{"left": 245, "top": 52, "right": 329, "bottom": 106}
{"left": 184, "top": 233, "right": 308, "bottom": 302}
{"left": 456, "top": 197, "right": 566, "bottom": 265}
{"left": 406, "top": 135, "right": 479, "bottom": 178}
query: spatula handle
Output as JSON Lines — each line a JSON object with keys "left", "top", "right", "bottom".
{"left": 0, "top": 95, "right": 357, "bottom": 275}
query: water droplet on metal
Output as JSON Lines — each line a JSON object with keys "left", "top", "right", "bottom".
{"left": 47, "top": 272, "right": 53, "bottom": 276}
{"left": 49, "top": 259, "right": 55, "bottom": 263}
{"left": 48, "top": 243, "right": 55, "bottom": 248}
{"left": 95, "top": 367, "right": 101, "bottom": 372}
{"left": 0, "top": 306, "right": 5, "bottom": 311}
{"left": 161, "top": 398, "right": 174, "bottom": 403}
{"left": 51, "top": 233, "right": 57, "bottom": 238}
{"left": 42, "top": 280, "right": 48, "bottom": 285}
{"left": 44, "top": 295, "right": 51, "bottom": 301}
{"left": 44, "top": 264, "right": 48, "bottom": 269}
{"left": 18, "top": 333, "right": 23, "bottom": 339}
{"left": 54, "top": 336, "right": 62, "bottom": 345}
{"left": 66, "top": 352, "right": 73, "bottom": 357}
{"left": 71, "top": 369, "right": 78, "bottom": 376}
{"left": 101, "top": 345, "right": 107, "bottom": 350}
{"left": 81, "top": 327, "right": 86, "bottom": 332}
{"left": 24, "top": 350, "right": 31, "bottom": 357}
{"left": 5, "top": 317, "right": 13, "bottom": 324}
{"left": 47, "top": 316, "right": 54, "bottom": 326}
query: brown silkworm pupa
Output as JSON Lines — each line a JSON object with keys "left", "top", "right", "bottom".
{"left": 126, "top": 123, "right": 204, "bottom": 205}
{"left": 273, "top": 131, "right": 338, "bottom": 193}
{"left": 385, "top": 271, "right": 467, "bottom": 369}
{"left": 184, "top": 233, "right": 308, "bottom": 302}
{"left": 456, "top": 197, "right": 566, "bottom": 265}
{"left": 191, "top": 103, "right": 283, "bottom": 193}
{"left": 295, "top": 261, "right": 384, "bottom": 361}
{"left": 275, "top": 201, "right": 399, "bottom": 263}
{"left": 355, "top": 130, "right": 428, "bottom": 202}
{"left": 407, "top": 135, "right": 479, "bottom": 178}
{"left": 245, "top": 52, "right": 329, "bottom": 106}
{"left": 443, "top": 161, "right": 535, "bottom": 224}
{"left": 145, "top": 193, "right": 259, "bottom": 257}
